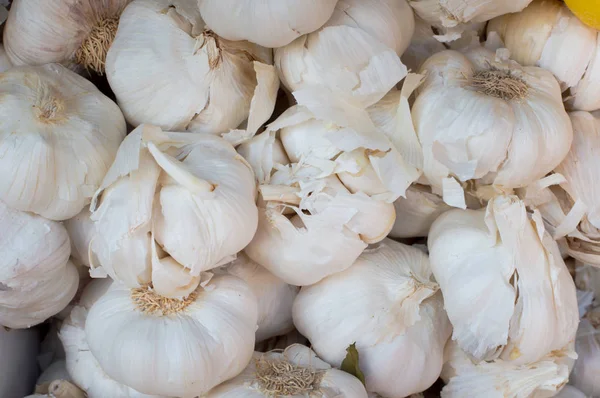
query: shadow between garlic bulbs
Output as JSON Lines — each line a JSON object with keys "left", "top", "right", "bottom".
{"left": 88, "top": 124, "right": 258, "bottom": 298}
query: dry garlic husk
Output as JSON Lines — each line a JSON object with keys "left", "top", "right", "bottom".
{"left": 0, "top": 201, "right": 79, "bottom": 328}
{"left": 293, "top": 239, "right": 451, "bottom": 397}
{"left": 275, "top": 0, "right": 412, "bottom": 108}
{"left": 106, "top": 0, "right": 277, "bottom": 138}
{"left": 3, "top": 0, "right": 130, "bottom": 74}
{"left": 84, "top": 273, "right": 258, "bottom": 397}
{"left": 199, "top": 0, "right": 338, "bottom": 48}
{"left": 440, "top": 340, "right": 576, "bottom": 398}
{"left": 413, "top": 47, "right": 572, "bottom": 201}
{"left": 237, "top": 129, "right": 290, "bottom": 184}
{"left": 89, "top": 124, "right": 258, "bottom": 298}
{"left": 487, "top": 0, "right": 599, "bottom": 107}
{"left": 389, "top": 184, "right": 451, "bottom": 238}
{"left": 409, "top": 0, "right": 533, "bottom": 42}
{"left": 220, "top": 253, "right": 299, "bottom": 342}
{"left": 205, "top": 344, "right": 368, "bottom": 397}
{"left": 0, "top": 327, "right": 40, "bottom": 398}
{"left": 245, "top": 170, "right": 395, "bottom": 286}
{"left": 0, "top": 64, "right": 126, "bottom": 220}
{"left": 428, "top": 195, "right": 578, "bottom": 365}
{"left": 401, "top": 17, "right": 446, "bottom": 73}
{"left": 570, "top": 309, "right": 600, "bottom": 397}
{"left": 59, "top": 279, "right": 166, "bottom": 398}
{"left": 555, "top": 386, "right": 587, "bottom": 398}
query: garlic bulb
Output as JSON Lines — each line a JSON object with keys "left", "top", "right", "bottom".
{"left": 84, "top": 273, "right": 258, "bottom": 397}
{"left": 389, "top": 184, "right": 451, "bottom": 238}
{"left": 410, "top": 0, "right": 533, "bottom": 42}
{"left": 428, "top": 195, "right": 578, "bottom": 365}
{"left": 293, "top": 239, "right": 451, "bottom": 397}
{"left": 199, "top": 0, "right": 339, "bottom": 48}
{"left": 275, "top": 0, "right": 412, "bottom": 107}
{"left": 90, "top": 124, "right": 258, "bottom": 298}
{"left": 570, "top": 309, "right": 600, "bottom": 397}
{"left": 441, "top": 340, "right": 575, "bottom": 398}
{"left": 0, "top": 327, "right": 40, "bottom": 398}
{"left": 64, "top": 207, "right": 96, "bottom": 268}
{"left": 0, "top": 64, "right": 126, "bottom": 220}
{"left": 0, "top": 44, "right": 12, "bottom": 73}
{"left": 487, "top": 0, "right": 600, "bottom": 111}
{"left": 555, "top": 386, "right": 587, "bottom": 398}
{"left": 60, "top": 279, "right": 167, "bottom": 398}
{"left": 205, "top": 344, "right": 368, "bottom": 397}
{"left": 401, "top": 17, "right": 446, "bottom": 73}
{"left": 106, "top": 0, "right": 278, "bottom": 137}
{"left": 413, "top": 47, "right": 572, "bottom": 200}
{"left": 4, "top": 0, "right": 130, "bottom": 74}
{"left": 220, "top": 253, "right": 299, "bottom": 342}
{"left": 0, "top": 201, "right": 79, "bottom": 328}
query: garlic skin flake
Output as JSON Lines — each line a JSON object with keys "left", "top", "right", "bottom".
{"left": 0, "top": 201, "right": 79, "bottom": 329}
{"left": 85, "top": 274, "right": 258, "bottom": 397}
{"left": 220, "top": 253, "right": 299, "bottom": 342}
{"left": 4, "top": 0, "right": 131, "bottom": 75}
{"left": 205, "top": 344, "right": 368, "bottom": 397}
{"left": 275, "top": 0, "right": 412, "bottom": 108}
{"left": 199, "top": 0, "right": 339, "bottom": 48}
{"left": 90, "top": 124, "right": 258, "bottom": 298}
{"left": 293, "top": 239, "right": 451, "bottom": 397}
{"left": 413, "top": 48, "right": 572, "bottom": 196}
{"left": 106, "top": 0, "right": 276, "bottom": 136}
{"left": 428, "top": 195, "right": 578, "bottom": 365}
{"left": 0, "top": 64, "right": 126, "bottom": 221}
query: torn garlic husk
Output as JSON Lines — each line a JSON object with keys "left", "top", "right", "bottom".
{"left": 570, "top": 308, "right": 600, "bottom": 398}
{"left": 89, "top": 124, "right": 258, "bottom": 298}
{"left": 106, "top": 0, "right": 278, "bottom": 139}
{"left": 440, "top": 340, "right": 576, "bottom": 398}
{"left": 401, "top": 16, "right": 447, "bottom": 73}
{"left": 218, "top": 252, "right": 299, "bottom": 342}
{"left": 275, "top": 0, "right": 412, "bottom": 108}
{"left": 0, "top": 201, "right": 79, "bottom": 329}
{"left": 199, "top": 0, "right": 338, "bottom": 48}
{"left": 4, "top": 0, "right": 131, "bottom": 75}
{"left": 205, "top": 344, "right": 368, "bottom": 397}
{"left": 0, "top": 64, "right": 126, "bottom": 221}
{"left": 293, "top": 239, "right": 451, "bottom": 398}
{"left": 237, "top": 129, "right": 290, "bottom": 185}
{"left": 413, "top": 47, "right": 573, "bottom": 205}
{"left": 83, "top": 274, "right": 258, "bottom": 397}
{"left": 59, "top": 279, "right": 167, "bottom": 398}
{"left": 428, "top": 195, "right": 579, "bottom": 365}
{"left": 487, "top": 0, "right": 600, "bottom": 111}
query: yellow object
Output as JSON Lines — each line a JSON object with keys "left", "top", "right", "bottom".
{"left": 564, "top": 0, "right": 600, "bottom": 30}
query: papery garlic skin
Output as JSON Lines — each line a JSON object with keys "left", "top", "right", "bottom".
{"left": 413, "top": 48, "right": 572, "bottom": 196}
{"left": 221, "top": 253, "right": 299, "bottom": 342}
{"left": 90, "top": 124, "right": 258, "bottom": 298}
{"left": 237, "top": 130, "right": 289, "bottom": 184}
{"left": 293, "top": 239, "right": 451, "bottom": 397}
{"left": 59, "top": 279, "right": 166, "bottom": 398}
{"left": 390, "top": 184, "right": 451, "bottom": 238}
{"left": 199, "top": 0, "right": 338, "bottom": 48}
{"left": 0, "top": 64, "right": 126, "bottom": 221}
{"left": 205, "top": 344, "right": 368, "bottom": 397}
{"left": 106, "top": 0, "right": 275, "bottom": 136}
{"left": 571, "top": 314, "right": 600, "bottom": 397}
{"left": 4, "top": 0, "right": 131, "bottom": 74}
{"left": 85, "top": 274, "right": 258, "bottom": 397}
{"left": 0, "top": 201, "right": 79, "bottom": 329}
{"left": 401, "top": 17, "right": 446, "bottom": 72}
{"left": 428, "top": 196, "right": 578, "bottom": 365}
{"left": 64, "top": 207, "right": 96, "bottom": 268}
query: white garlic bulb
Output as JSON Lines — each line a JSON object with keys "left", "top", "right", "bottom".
{"left": 0, "top": 327, "right": 40, "bottom": 398}
{"left": 199, "top": 0, "right": 338, "bottom": 48}
{"left": 293, "top": 239, "right": 451, "bottom": 397}
{"left": 205, "top": 344, "right": 368, "bottom": 397}
{"left": 275, "top": 0, "right": 412, "bottom": 108}
{"left": 413, "top": 47, "right": 572, "bottom": 200}
{"left": 570, "top": 309, "right": 600, "bottom": 397}
{"left": 59, "top": 279, "right": 166, "bottom": 398}
{"left": 428, "top": 195, "right": 579, "bottom": 365}
{"left": 106, "top": 0, "right": 277, "bottom": 137}
{"left": 220, "top": 253, "right": 299, "bottom": 342}
{"left": 4, "top": 0, "right": 131, "bottom": 74}
{"left": 90, "top": 124, "right": 258, "bottom": 298}
{"left": 487, "top": 0, "right": 600, "bottom": 111}
{"left": 64, "top": 207, "right": 96, "bottom": 268}
{"left": 441, "top": 340, "right": 575, "bottom": 398}
{"left": 0, "top": 64, "right": 125, "bottom": 220}
{"left": 0, "top": 201, "right": 79, "bottom": 328}
{"left": 410, "top": 0, "right": 533, "bottom": 42}
{"left": 85, "top": 273, "right": 258, "bottom": 397}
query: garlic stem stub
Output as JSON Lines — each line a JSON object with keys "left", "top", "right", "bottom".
{"left": 4, "top": 0, "right": 132, "bottom": 75}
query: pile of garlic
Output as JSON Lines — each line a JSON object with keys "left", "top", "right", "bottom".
{"left": 2, "top": 0, "right": 600, "bottom": 396}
